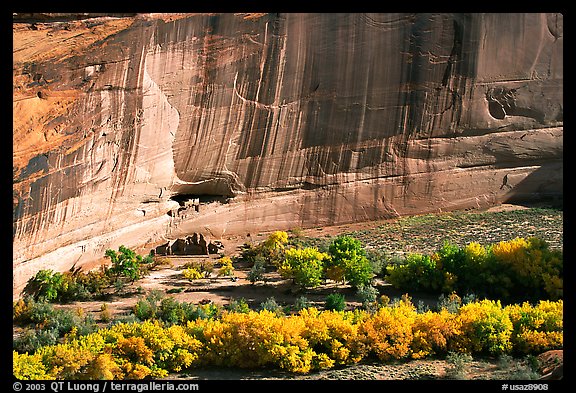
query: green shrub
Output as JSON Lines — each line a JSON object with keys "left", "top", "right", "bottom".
{"left": 132, "top": 293, "right": 216, "bottom": 324}
{"left": 21, "top": 246, "right": 150, "bottom": 304}
{"left": 259, "top": 297, "right": 282, "bottom": 314}
{"left": 444, "top": 351, "right": 473, "bottom": 379}
{"left": 226, "top": 298, "right": 250, "bottom": 313}
{"left": 133, "top": 291, "right": 164, "bottom": 321}
{"left": 326, "top": 236, "right": 373, "bottom": 288}
{"left": 13, "top": 329, "right": 59, "bottom": 354}
{"left": 386, "top": 238, "right": 562, "bottom": 302}
{"left": 133, "top": 299, "right": 155, "bottom": 321}
{"left": 105, "top": 245, "right": 145, "bottom": 283}
{"left": 437, "top": 292, "right": 463, "bottom": 314}
{"left": 13, "top": 302, "right": 98, "bottom": 354}
{"left": 180, "top": 302, "right": 215, "bottom": 322}
{"left": 158, "top": 297, "right": 183, "bottom": 325}
{"left": 42, "top": 308, "right": 80, "bottom": 336}
{"left": 247, "top": 256, "right": 267, "bottom": 284}
{"left": 435, "top": 242, "right": 466, "bottom": 280}
{"left": 24, "top": 300, "right": 60, "bottom": 327}
{"left": 497, "top": 354, "right": 541, "bottom": 380}
{"left": 386, "top": 253, "right": 444, "bottom": 293}
{"left": 75, "top": 314, "right": 99, "bottom": 337}
{"left": 365, "top": 248, "right": 388, "bottom": 277}
{"left": 293, "top": 296, "right": 311, "bottom": 312}
{"left": 325, "top": 293, "right": 346, "bottom": 311}
{"left": 356, "top": 285, "right": 379, "bottom": 310}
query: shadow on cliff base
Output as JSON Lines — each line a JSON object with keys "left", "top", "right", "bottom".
{"left": 501, "top": 164, "right": 563, "bottom": 209}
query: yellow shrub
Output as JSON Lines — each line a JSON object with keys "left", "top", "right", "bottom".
{"left": 264, "top": 231, "right": 289, "bottom": 250}
{"left": 490, "top": 237, "right": 562, "bottom": 300}
{"left": 217, "top": 256, "right": 235, "bottom": 277}
{"left": 187, "top": 318, "right": 228, "bottom": 366}
{"left": 492, "top": 238, "right": 530, "bottom": 264}
{"left": 13, "top": 351, "right": 54, "bottom": 380}
{"left": 453, "top": 299, "right": 513, "bottom": 355}
{"left": 84, "top": 353, "right": 123, "bottom": 380}
{"left": 298, "top": 308, "right": 331, "bottom": 344}
{"left": 121, "top": 363, "right": 151, "bottom": 379}
{"left": 37, "top": 343, "right": 95, "bottom": 379}
{"left": 149, "top": 366, "right": 169, "bottom": 379}
{"left": 13, "top": 298, "right": 32, "bottom": 321}
{"left": 168, "top": 349, "right": 197, "bottom": 372}
{"left": 411, "top": 309, "right": 459, "bottom": 359}
{"left": 166, "top": 325, "right": 203, "bottom": 351}
{"left": 464, "top": 242, "right": 488, "bottom": 264}
{"left": 115, "top": 337, "right": 154, "bottom": 365}
{"left": 133, "top": 320, "right": 176, "bottom": 355}
{"left": 506, "top": 300, "right": 563, "bottom": 353}
{"left": 182, "top": 267, "right": 203, "bottom": 281}
{"left": 328, "top": 339, "right": 351, "bottom": 364}
{"left": 13, "top": 299, "right": 564, "bottom": 379}
{"left": 298, "top": 308, "right": 362, "bottom": 365}
{"left": 270, "top": 345, "right": 314, "bottom": 373}
{"left": 70, "top": 330, "right": 107, "bottom": 354}
{"left": 189, "top": 311, "right": 279, "bottom": 368}
{"left": 357, "top": 298, "right": 417, "bottom": 361}
{"left": 313, "top": 352, "right": 335, "bottom": 370}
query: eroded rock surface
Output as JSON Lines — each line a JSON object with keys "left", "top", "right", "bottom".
{"left": 13, "top": 13, "right": 563, "bottom": 297}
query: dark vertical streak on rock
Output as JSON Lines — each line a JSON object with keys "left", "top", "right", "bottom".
{"left": 103, "top": 22, "right": 151, "bottom": 219}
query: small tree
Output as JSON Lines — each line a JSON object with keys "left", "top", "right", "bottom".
{"left": 279, "top": 247, "right": 329, "bottom": 289}
{"left": 23, "top": 270, "right": 67, "bottom": 302}
{"left": 217, "top": 256, "right": 235, "bottom": 278}
{"left": 263, "top": 231, "right": 289, "bottom": 250}
{"left": 327, "top": 236, "right": 373, "bottom": 288}
{"left": 261, "top": 231, "right": 289, "bottom": 266}
{"left": 105, "top": 245, "right": 143, "bottom": 283}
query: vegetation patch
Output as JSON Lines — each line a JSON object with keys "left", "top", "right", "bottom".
{"left": 13, "top": 297, "right": 563, "bottom": 379}
{"left": 14, "top": 206, "right": 563, "bottom": 380}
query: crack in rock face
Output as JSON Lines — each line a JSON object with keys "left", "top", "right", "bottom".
{"left": 12, "top": 13, "right": 563, "bottom": 297}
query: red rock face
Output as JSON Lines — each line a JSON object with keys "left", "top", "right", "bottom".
{"left": 12, "top": 13, "right": 563, "bottom": 296}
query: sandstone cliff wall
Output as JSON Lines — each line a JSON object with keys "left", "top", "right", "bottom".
{"left": 13, "top": 13, "right": 563, "bottom": 296}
